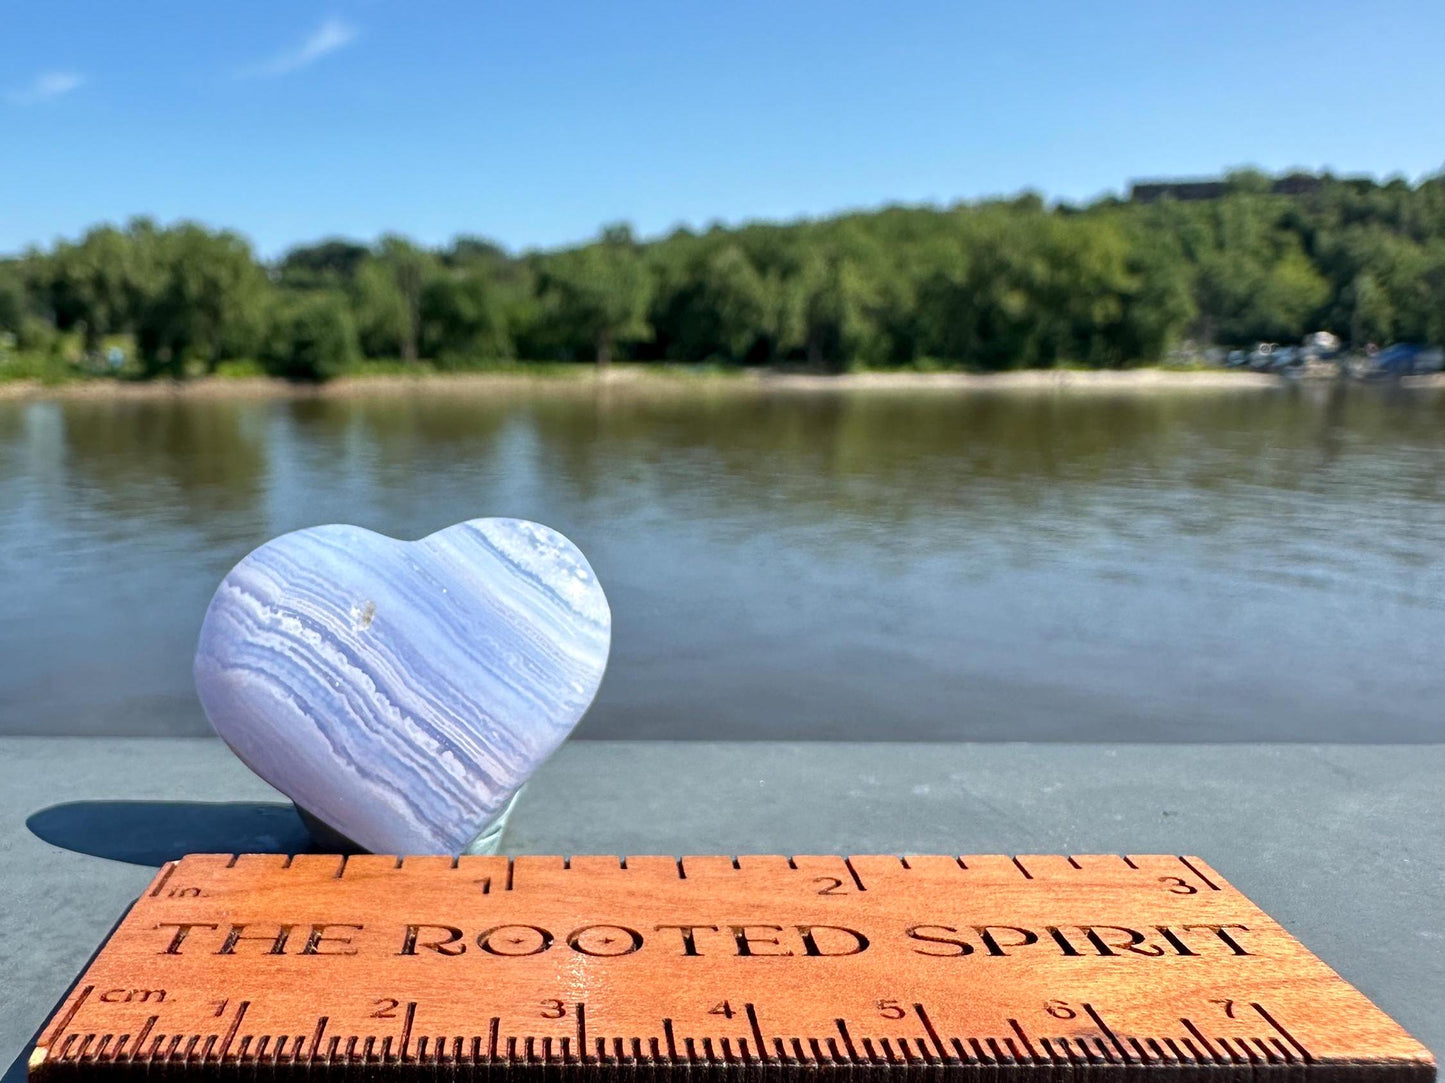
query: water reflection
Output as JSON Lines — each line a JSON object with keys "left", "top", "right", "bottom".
{"left": 59, "top": 398, "right": 269, "bottom": 534}
{"left": 2, "top": 382, "right": 1442, "bottom": 741}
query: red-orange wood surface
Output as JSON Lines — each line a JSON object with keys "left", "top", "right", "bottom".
{"left": 31, "top": 853, "right": 1433, "bottom": 1082}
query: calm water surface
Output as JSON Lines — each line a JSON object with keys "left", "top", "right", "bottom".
{"left": 2, "top": 381, "right": 1443, "bottom": 740}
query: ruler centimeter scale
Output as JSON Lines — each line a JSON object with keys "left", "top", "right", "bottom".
{"left": 31, "top": 853, "right": 1433, "bottom": 1082}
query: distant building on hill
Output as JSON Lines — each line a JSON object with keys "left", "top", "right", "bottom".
{"left": 1270, "top": 172, "right": 1326, "bottom": 196}
{"left": 1130, "top": 179, "right": 1228, "bottom": 203}
{"left": 1129, "top": 172, "right": 1326, "bottom": 203}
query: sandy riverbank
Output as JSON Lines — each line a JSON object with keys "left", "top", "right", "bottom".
{"left": 4, "top": 365, "right": 1441, "bottom": 400}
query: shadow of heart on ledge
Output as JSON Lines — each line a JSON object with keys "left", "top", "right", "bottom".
{"left": 27, "top": 800, "right": 318, "bottom": 866}
{"left": 3, "top": 1044, "right": 30, "bottom": 1083}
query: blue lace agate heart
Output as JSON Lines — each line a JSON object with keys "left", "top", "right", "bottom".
{"left": 194, "top": 519, "right": 610, "bottom": 854}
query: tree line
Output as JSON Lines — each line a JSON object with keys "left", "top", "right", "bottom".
{"left": 3, "top": 169, "right": 1444, "bottom": 381}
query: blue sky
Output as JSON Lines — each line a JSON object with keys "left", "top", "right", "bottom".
{"left": 3, "top": 1, "right": 1443, "bottom": 258}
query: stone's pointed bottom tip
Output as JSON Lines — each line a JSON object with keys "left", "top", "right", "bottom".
{"left": 295, "top": 787, "right": 524, "bottom": 857}
{"left": 461, "top": 787, "right": 525, "bottom": 855}
{"left": 295, "top": 807, "right": 367, "bottom": 855}
{"left": 195, "top": 517, "right": 608, "bottom": 857}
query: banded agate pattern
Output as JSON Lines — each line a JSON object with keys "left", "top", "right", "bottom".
{"left": 194, "top": 519, "right": 610, "bottom": 854}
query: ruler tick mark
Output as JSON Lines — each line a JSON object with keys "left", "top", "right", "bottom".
{"left": 843, "top": 857, "right": 867, "bottom": 891}
{"left": 148, "top": 864, "right": 177, "bottom": 898}
{"left": 218, "top": 1001, "right": 248, "bottom": 1061}
{"left": 1084, "top": 1003, "right": 1132, "bottom": 1063}
{"left": 1008, "top": 1020, "right": 1041, "bottom": 1062}
{"left": 1262, "top": 1035, "right": 1292, "bottom": 1062}
{"left": 1252, "top": 1002, "right": 1314, "bottom": 1063}
{"left": 308, "top": 1016, "right": 328, "bottom": 1061}
{"left": 746, "top": 1002, "right": 770, "bottom": 1062}
{"left": 1181, "top": 1018, "right": 1223, "bottom": 1062}
{"left": 1179, "top": 856, "right": 1220, "bottom": 890}
{"left": 398, "top": 1002, "right": 415, "bottom": 1060}
{"left": 663, "top": 1018, "right": 678, "bottom": 1059}
{"left": 914, "top": 1004, "right": 949, "bottom": 1062}
{"left": 44, "top": 984, "right": 93, "bottom": 1047}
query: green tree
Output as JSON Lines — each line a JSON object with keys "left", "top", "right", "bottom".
{"left": 278, "top": 239, "right": 370, "bottom": 291}
{"left": 792, "top": 250, "right": 884, "bottom": 371}
{"left": 651, "top": 243, "right": 771, "bottom": 363}
{"left": 353, "top": 236, "right": 439, "bottom": 364}
{"left": 538, "top": 225, "right": 653, "bottom": 365}
{"left": 1422, "top": 245, "right": 1445, "bottom": 346}
{"left": 1116, "top": 221, "right": 1196, "bottom": 361}
{"left": 45, "top": 225, "right": 149, "bottom": 355}
{"left": 14, "top": 167, "right": 1445, "bottom": 381}
{"left": 262, "top": 292, "right": 359, "bottom": 382}
{"left": 0, "top": 261, "right": 30, "bottom": 335}
{"left": 1346, "top": 272, "right": 1393, "bottom": 345}
{"left": 134, "top": 224, "right": 269, "bottom": 377}
{"left": 421, "top": 269, "right": 512, "bottom": 363}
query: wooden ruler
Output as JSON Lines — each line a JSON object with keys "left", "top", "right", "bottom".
{"left": 31, "top": 853, "right": 1433, "bottom": 1081}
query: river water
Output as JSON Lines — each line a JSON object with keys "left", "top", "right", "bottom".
{"left": 2, "top": 380, "right": 1442, "bottom": 740}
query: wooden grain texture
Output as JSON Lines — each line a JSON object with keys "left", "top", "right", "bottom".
{"left": 30, "top": 854, "right": 1434, "bottom": 1083}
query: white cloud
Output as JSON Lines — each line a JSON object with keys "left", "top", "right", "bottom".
{"left": 243, "top": 15, "right": 358, "bottom": 78}
{"left": 8, "top": 71, "right": 85, "bottom": 105}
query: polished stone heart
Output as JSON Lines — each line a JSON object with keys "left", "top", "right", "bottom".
{"left": 194, "top": 518, "right": 610, "bottom": 854}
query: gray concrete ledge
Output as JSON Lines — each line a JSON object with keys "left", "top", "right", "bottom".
{"left": 1, "top": 738, "right": 1441, "bottom": 1070}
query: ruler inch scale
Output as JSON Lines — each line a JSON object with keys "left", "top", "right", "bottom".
{"left": 30, "top": 853, "right": 1433, "bottom": 1083}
